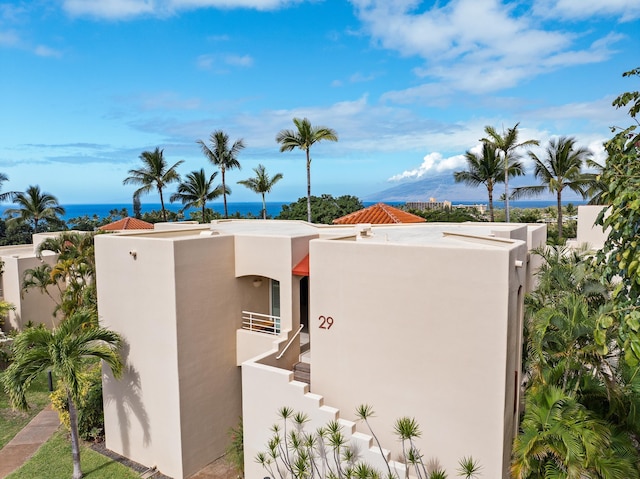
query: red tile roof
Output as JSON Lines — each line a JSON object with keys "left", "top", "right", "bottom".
{"left": 333, "top": 203, "right": 425, "bottom": 225}
{"left": 292, "top": 255, "right": 309, "bottom": 276}
{"left": 99, "top": 217, "right": 154, "bottom": 231}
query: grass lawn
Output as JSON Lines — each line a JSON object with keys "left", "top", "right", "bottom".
{"left": 6, "top": 429, "right": 141, "bottom": 479}
{"left": 0, "top": 371, "right": 52, "bottom": 449}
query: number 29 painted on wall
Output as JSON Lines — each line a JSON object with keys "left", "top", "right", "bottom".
{"left": 318, "top": 315, "right": 334, "bottom": 329}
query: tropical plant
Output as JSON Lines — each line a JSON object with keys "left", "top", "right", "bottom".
{"left": 122, "top": 147, "right": 183, "bottom": 222}
{"left": 276, "top": 194, "right": 362, "bottom": 224}
{"left": 0, "top": 172, "right": 17, "bottom": 203}
{"left": 258, "top": 405, "right": 480, "bottom": 479}
{"left": 481, "top": 123, "right": 539, "bottom": 222}
{"left": 512, "top": 136, "right": 592, "bottom": 239}
{"left": 226, "top": 417, "right": 244, "bottom": 478}
{"left": 512, "top": 386, "right": 639, "bottom": 479}
{"left": 594, "top": 67, "right": 640, "bottom": 369}
{"left": 276, "top": 118, "right": 338, "bottom": 223}
{"left": 237, "top": 164, "right": 283, "bottom": 219}
{"left": 198, "top": 130, "right": 245, "bottom": 218}
{"left": 22, "top": 232, "right": 99, "bottom": 323}
{"left": 170, "top": 168, "right": 225, "bottom": 223}
{"left": 453, "top": 142, "right": 524, "bottom": 221}
{"left": 1, "top": 310, "right": 123, "bottom": 479}
{"left": 4, "top": 185, "right": 65, "bottom": 234}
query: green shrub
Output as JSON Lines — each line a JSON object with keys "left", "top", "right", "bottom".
{"left": 50, "top": 362, "right": 105, "bottom": 441}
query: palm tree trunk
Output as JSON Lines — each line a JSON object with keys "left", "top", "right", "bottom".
{"left": 222, "top": 169, "right": 228, "bottom": 219}
{"left": 159, "top": 187, "right": 167, "bottom": 222}
{"left": 557, "top": 191, "right": 563, "bottom": 240}
{"left": 488, "top": 183, "right": 495, "bottom": 222}
{"left": 504, "top": 152, "right": 510, "bottom": 223}
{"left": 67, "top": 390, "right": 83, "bottom": 479}
{"left": 202, "top": 203, "right": 206, "bottom": 223}
{"left": 261, "top": 193, "right": 266, "bottom": 220}
{"left": 306, "top": 149, "right": 312, "bottom": 223}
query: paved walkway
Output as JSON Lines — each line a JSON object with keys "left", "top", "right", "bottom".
{"left": 0, "top": 406, "right": 60, "bottom": 479}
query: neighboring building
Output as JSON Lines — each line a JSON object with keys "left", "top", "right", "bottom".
{"left": 333, "top": 203, "right": 425, "bottom": 224}
{"left": 96, "top": 219, "right": 546, "bottom": 479}
{"left": 0, "top": 233, "right": 64, "bottom": 331}
{"left": 405, "top": 198, "right": 453, "bottom": 210}
{"left": 566, "top": 205, "right": 609, "bottom": 251}
{"left": 99, "top": 217, "right": 154, "bottom": 232}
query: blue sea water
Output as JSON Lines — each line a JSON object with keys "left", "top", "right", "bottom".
{"left": 0, "top": 199, "right": 586, "bottom": 221}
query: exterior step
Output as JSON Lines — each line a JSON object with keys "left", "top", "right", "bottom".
{"left": 293, "top": 361, "right": 310, "bottom": 384}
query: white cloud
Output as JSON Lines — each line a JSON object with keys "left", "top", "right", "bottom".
{"left": 34, "top": 45, "right": 62, "bottom": 57}
{"left": 224, "top": 54, "right": 253, "bottom": 67}
{"left": 532, "top": 0, "right": 640, "bottom": 21}
{"left": 350, "top": 0, "right": 624, "bottom": 99}
{"left": 63, "top": 0, "right": 156, "bottom": 19}
{"left": 388, "top": 151, "right": 467, "bottom": 181}
{"left": 62, "top": 0, "right": 303, "bottom": 19}
{"left": 0, "top": 30, "right": 19, "bottom": 47}
{"left": 197, "top": 53, "right": 253, "bottom": 70}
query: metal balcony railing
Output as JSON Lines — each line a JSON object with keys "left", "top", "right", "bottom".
{"left": 242, "top": 310, "right": 280, "bottom": 335}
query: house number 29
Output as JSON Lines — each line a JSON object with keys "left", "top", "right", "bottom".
{"left": 318, "top": 315, "right": 334, "bottom": 329}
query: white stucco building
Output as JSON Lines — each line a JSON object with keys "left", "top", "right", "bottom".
{"left": 95, "top": 219, "right": 547, "bottom": 479}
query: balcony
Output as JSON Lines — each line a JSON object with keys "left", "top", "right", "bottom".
{"left": 242, "top": 310, "right": 280, "bottom": 335}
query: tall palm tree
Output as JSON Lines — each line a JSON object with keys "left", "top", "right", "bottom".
{"left": 453, "top": 142, "right": 523, "bottom": 221}
{"left": 482, "top": 123, "right": 539, "bottom": 222}
{"left": 123, "top": 148, "right": 183, "bottom": 222}
{"left": 512, "top": 136, "right": 592, "bottom": 239}
{"left": 237, "top": 164, "right": 283, "bottom": 219}
{"left": 5, "top": 185, "right": 65, "bottom": 233}
{"left": 1, "top": 310, "right": 123, "bottom": 479}
{"left": 170, "top": 169, "right": 226, "bottom": 223}
{"left": 197, "top": 130, "right": 244, "bottom": 219}
{"left": 276, "top": 117, "right": 338, "bottom": 223}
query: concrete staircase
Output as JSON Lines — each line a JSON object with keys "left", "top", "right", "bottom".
{"left": 293, "top": 361, "right": 310, "bottom": 384}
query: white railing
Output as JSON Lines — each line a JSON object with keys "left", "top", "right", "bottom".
{"left": 242, "top": 310, "right": 281, "bottom": 335}
{"left": 276, "top": 324, "right": 304, "bottom": 360}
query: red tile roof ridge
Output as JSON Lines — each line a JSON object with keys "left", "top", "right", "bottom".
{"left": 99, "top": 217, "right": 154, "bottom": 231}
{"left": 333, "top": 203, "right": 425, "bottom": 225}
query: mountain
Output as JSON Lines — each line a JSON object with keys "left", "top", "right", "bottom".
{"left": 364, "top": 172, "right": 486, "bottom": 203}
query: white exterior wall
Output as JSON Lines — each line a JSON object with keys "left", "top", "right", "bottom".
{"left": 308, "top": 236, "right": 527, "bottom": 479}
{"left": 1, "top": 253, "right": 60, "bottom": 330}
{"left": 97, "top": 235, "right": 184, "bottom": 478}
{"left": 576, "top": 205, "right": 608, "bottom": 250}
{"left": 97, "top": 232, "right": 245, "bottom": 479}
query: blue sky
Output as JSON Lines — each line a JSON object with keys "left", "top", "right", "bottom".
{"left": 1, "top": 0, "right": 639, "bottom": 205}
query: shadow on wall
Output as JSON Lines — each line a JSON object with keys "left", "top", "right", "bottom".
{"left": 102, "top": 340, "right": 150, "bottom": 456}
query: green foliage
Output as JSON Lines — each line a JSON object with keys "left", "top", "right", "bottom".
{"left": 50, "top": 363, "right": 106, "bottom": 441}
{"left": 259, "top": 405, "right": 479, "bottom": 479}
{"left": 140, "top": 209, "right": 184, "bottom": 223}
{"left": 406, "top": 207, "right": 484, "bottom": 223}
{"left": 514, "top": 243, "right": 640, "bottom": 478}
{"left": 277, "top": 194, "right": 363, "bottom": 224}
{"left": 226, "top": 417, "right": 244, "bottom": 478}
{"left": 594, "top": 66, "right": 640, "bottom": 367}
{"left": 237, "top": 164, "right": 284, "bottom": 219}
{"left": 170, "top": 168, "right": 225, "bottom": 222}
{"left": 5, "top": 429, "right": 141, "bottom": 479}
{"left": 4, "top": 185, "right": 66, "bottom": 235}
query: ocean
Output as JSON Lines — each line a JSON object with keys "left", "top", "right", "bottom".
{"left": 0, "top": 199, "right": 586, "bottom": 221}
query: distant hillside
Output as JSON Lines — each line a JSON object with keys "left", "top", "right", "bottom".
{"left": 364, "top": 172, "right": 486, "bottom": 202}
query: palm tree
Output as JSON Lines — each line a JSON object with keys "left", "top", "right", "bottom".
{"left": 197, "top": 130, "right": 244, "bottom": 219}
{"left": 0, "top": 172, "right": 17, "bottom": 202}
{"left": 453, "top": 142, "right": 524, "bottom": 221}
{"left": 482, "top": 123, "right": 539, "bottom": 222}
{"left": 1, "top": 309, "right": 123, "bottom": 479}
{"left": 5, "top": 185, "right": 65, "bottom": 233}
{"left": 123, "top": 148, "right": 183, "bottom": 222}
{"left": 170, "top": 169, "right": 226, "bottom": 223}
{"left": 237, "top": 164, "right": 283, "bottom": 219}
{"left": 276, "top": 118, "right": 338, "bottom": 223}
{"left": 512, "top": 136, "right": 592, "bottom": 239}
